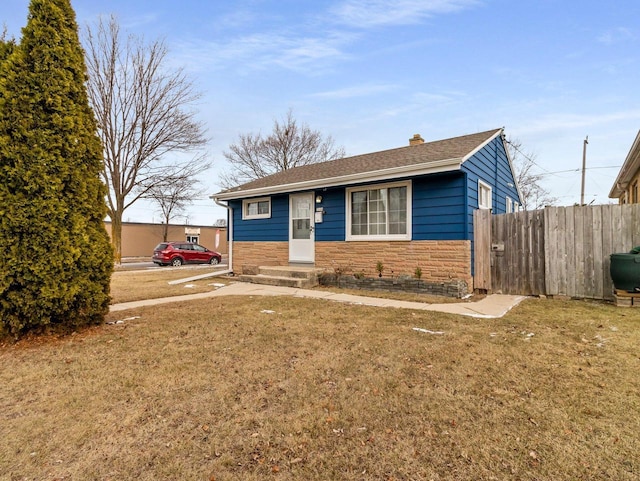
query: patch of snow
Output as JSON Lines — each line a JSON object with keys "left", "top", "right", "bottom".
{"left": 594, "top": 334, "right": 608, "bottom": 348}
{"left": 107, "top": 315, "right": 140, "bottom": 325}
{"left": 413, "top": 327, "right": 444, "bottom": 335}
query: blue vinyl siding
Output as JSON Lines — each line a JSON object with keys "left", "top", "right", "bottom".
{"left": 315, "top": 187, "right": 345, "bottom": 242}
{"left": 311, "top": 174, "right": 468, "bottom": 242}
{"left": 230, "top": 194, "right": 289, "bottom": 242}
{"left": 462, "top": 136, "right": 520, "bottom": 215}
{"left": 412, "top": 173, "right": 466, "bottom": 240}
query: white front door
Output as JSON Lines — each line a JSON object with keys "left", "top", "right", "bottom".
{"left": 289, "top": 193, "right": 315, "bottom": 263}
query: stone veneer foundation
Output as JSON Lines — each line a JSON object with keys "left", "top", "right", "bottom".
{"left": 233, "top": 240, "right": 472, "bottom": 288}
{"left": 317, "top": 274, "right": 468, "bottom": 298}
{"left": 234, "top": 241, "right": 289, "bottom": 273}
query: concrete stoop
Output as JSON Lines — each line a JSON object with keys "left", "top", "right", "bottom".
{"left": 237, "top": 265, "right": 322, "bottom": 289}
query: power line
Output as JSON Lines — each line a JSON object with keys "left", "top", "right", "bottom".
{"left": 537, "top": 165, "right": 621, "bottom": 177}
{"left": 506, "top": 138, "right": 622, "bottom": 178}
{"left": 505, "top": 138, "right": 557, "bottom": 175}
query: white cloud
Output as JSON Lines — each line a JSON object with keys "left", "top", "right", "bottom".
{"left": 311, "top": 83, "right": 398, "bottom": 99}
{"left": 121, "top": 13, "right": 159, "bottom": 30}
{"left": 173, "top": 30, "right": 357, "bottom": 74}
{"left": 597, "top": 27, "right": 635, "bottom": 45}
{"left": 217, "top": 9, "right": 259, "bottom": 30}
{"left": 412, "top": 90, "right": 467, "bottom": 105}
{"left": 521, "top": 110, "right": 640, "bottom": 135}
{"left": 331, "top": 0, "right": 480, "bottom": 28}
{"left": 170, "top": 1, "right": 480, "bottom": 76}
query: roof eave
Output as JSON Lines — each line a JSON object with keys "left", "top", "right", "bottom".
{"left": 499, "top": 131, "right": 525, "bottom": 202}
{"left": 213, "top": 157, "right": 464, "bottom": 200}
{"left": 609, "top": 130, "right": 640, "bottom": 198}
{"left": 460, "top": 128, "right": 504, "bottom": 163}
{"left": 460, "top": 128, "right": 525, "bottom": 203}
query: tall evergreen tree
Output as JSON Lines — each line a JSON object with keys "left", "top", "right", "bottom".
{"left": 0, "top": 0, "right": 113, "bottom": 337}
{"left": 0, "top": 31, "right": 16, "bottom": 63}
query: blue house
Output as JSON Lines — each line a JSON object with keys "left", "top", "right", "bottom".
{"left": 213, "top": 128, "right": 521, "bottom": 290}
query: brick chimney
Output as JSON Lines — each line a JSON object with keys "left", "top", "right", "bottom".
{"left": 409, "top": 134, "right": 424, "bottom": 146}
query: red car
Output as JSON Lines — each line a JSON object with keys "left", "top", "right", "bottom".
{"left": 152, "top": 241, "right": 222, "bottom": 267}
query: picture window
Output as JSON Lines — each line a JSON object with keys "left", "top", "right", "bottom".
{"left": 346, "top": 181, "right": 411, "bottom": 241}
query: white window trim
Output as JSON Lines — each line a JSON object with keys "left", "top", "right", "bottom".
{"left": 478, "top": 180, "right": 492, "bottom": 210}
{"left": 242, "top": 197, "right": 271, "bottom": 220}
{"left": 345, "top": 180, "right": 412, "bottom": 241}
{"left": 506, "top": 196, "right": 513, "bottom": 213}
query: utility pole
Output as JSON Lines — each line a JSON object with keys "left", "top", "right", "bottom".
{"left": 580, "top": 135, "right": 588, "bottom": 206}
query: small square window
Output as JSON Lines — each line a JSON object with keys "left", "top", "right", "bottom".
{"left": 242, "top": 197, "right": 271, "bottom": 220}
{"left": 478, "top": 180, "right": 492, "bottom": 210}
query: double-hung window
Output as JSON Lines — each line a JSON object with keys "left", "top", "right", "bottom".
{"left": 478, "top": 180, "right": 492, "bottom": 210}
{"left": 346, "top": 181, "right": 411, "bottom": 241}
{"left": 242, "top": 197, "right": 271, "bottom": 220}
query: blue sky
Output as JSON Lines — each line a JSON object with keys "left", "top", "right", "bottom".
{"left": 3, "top": 0, "right": 640, "bottom": 224}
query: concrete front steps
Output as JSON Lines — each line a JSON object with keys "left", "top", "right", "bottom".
{"left": 237, "top": 265, "right": 323, "bottom": 288}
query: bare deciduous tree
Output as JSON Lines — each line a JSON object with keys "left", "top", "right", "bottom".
{"left": 507, "top": 137, "right": 558, "bottom": 211}
{"left": 221, "top": 109, "right": 345, "bottom": 188}
{"left": 84, "top": 16, "right": 208, "bottom": 261}
{"left": 145, "top": 158, "right": 209, "bottom": 241}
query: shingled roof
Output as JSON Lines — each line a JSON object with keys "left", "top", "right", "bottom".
{"left": 215, "top": 128, "right": 503, "bottom": 200}
{"left": 609, "top": 130, "right": 640, "bottom": 198}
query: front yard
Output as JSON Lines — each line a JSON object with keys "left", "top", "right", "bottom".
{"left": 1, "top": 272, "right": 639, "bottom": 479}
{"left": 109, "top": 267, "right": 228, "bottom": 304}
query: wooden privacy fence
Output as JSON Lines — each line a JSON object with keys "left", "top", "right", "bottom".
{"left": 474, "top": 204, "right": 640, "bottom": 300}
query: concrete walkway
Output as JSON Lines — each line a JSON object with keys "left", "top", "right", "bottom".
{"left": 110, "top": 282, "right": 527, "bottom": 319}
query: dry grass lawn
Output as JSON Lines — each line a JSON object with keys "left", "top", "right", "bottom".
{"left": 1, "top": 291, "right": 639, "bottom": 480}
{"left": 110, "top": 267, "right": 227, "bottom": 304}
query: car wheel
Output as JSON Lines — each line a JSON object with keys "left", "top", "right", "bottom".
{"left": 171, "top": 257, "right": 183, "bottom": 267}
{"left": 209, "top": 256, "right": 220, "bottom": 265}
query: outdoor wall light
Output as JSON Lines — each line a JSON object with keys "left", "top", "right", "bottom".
{"left": 315, "top": 195, "right": 323, "bottom": 203}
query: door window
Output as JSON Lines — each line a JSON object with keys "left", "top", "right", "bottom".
{"left": 291, "top": 196, "right": 311, "bottom": 239}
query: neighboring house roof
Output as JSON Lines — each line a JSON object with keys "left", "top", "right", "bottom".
{"left": 215, "top": 128, "right": 504, "bottom": 200}
{"left": 609, "top": 130, "right": 640, "bottom": 198}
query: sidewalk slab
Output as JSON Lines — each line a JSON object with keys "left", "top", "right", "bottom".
{"left": 110, "top": 282, "right": 527, "bottom": 318}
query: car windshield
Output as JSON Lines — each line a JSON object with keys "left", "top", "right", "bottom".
{"left": 154, "top": 243, "right": 169, "bottom": 250}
